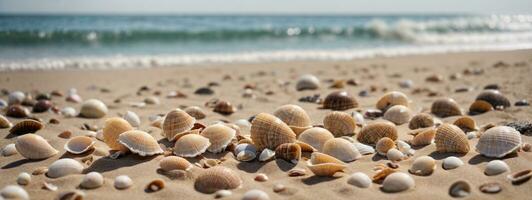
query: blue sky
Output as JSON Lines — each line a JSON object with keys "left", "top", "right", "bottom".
{"left": 0, "top": 0, "right": 531, "bottom": 15}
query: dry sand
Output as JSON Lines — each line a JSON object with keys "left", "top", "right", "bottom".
{"left": 1, "top": 49, "right": 531, "bottom": 199}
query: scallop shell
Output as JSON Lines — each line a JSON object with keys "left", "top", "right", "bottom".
{"left": 353, "top": 142, "right": 375, "bottom": 155}
{"left": 0, "top": 114, "right": 12, "bottom": 128}
{"left": 6, "top": 105, "right": 30, "bottom": 118}
{"left": 114, "top": 175, "right": 133, "bottom": 189}
{"left": 298, "top": 127, "right": 334, "bottom": 152}
{"left": 381, "top": 172, "right": 415, "bottom": 193}
{"left": 409, "top": 127, "right": 436, "bottom": 146}
{"left": 17, "top": 172, "right": 31, "bottom": 185}
{"left": 80, "top": 172, "right": 104, "bottom": 189}
{"left": 123, "top": 111, "right": 141, "bottom": 127}
{"left": 476, "top": 90, "right": 511, "bottom": 109}
{"left": 434, "top": 124, "right": 470, "bottom": 153}
{"left": 200, "top": 124, "right": 236, "bottom": 153}
{"left": 376, "top": 137, "right": 396, "bottom": 156}
{"left": 15, "top": 134, "right": 58, "bottom": 159}
{"left": 507, "top": 169, "right": 532, "bottom": 184}
{"left": 449, "top": 180, "right": 471, "bottom": 197}
{"left": 47, "top": 158, "right": 83, "bottom": 178}
{"left": 184, "top": 106, "right": 206, "bottom": 120}
{"left": 194, "top": 166, "right": 242, "bottom": 194}
{"left": 9, "top": 119, "right": 44, "bottom": 135}
{"left": 408, "top": 113, "right": 434, "bottom": 130}
{"left": 376, "top": 91, "right": 409, "bottom": 112}
{"left": 173, "top": 134, "right": 210, "bottom": 157}
{"left": 213, "top": 100, "right": 236, "bottom": 115}
{"left": 453, "top": 116, "right": 478, "bottom": 133}
{"left": 250, "top": 113, "right": 296, "bottom": 150}
{"left": 322, "top": 138, "right": 361, "bottom": 162}
{"left": 323, "top": 111, "right": 356, "bottom": 137}
{"left": 64, "top": 136, "right": 95, "bottom": 154}
{"left": 484, "top": 160, "right": 510, "bottom": 176}
{"left": 296, "top": 74, "right": 320, "bottom": 91}
{"left": 409, "top": 156, "right": 436, "bottom": 176}
{"left": 322, "top": 91, "right": 358, "bottom": 111}
{"left": 163, "top": 109, "right": 196, "bottom": 141}
{"left": 476, "top": 126, "right": 522, "bottom": 158}
{"left": 118, "top": 130, "right": 163, "bottom": 156}
{"left": 307, "top": 152, "right": 347, "bottom": 177}
{"left": 357, "top": 122, "right": 398, "bottom": 145}
{"left": 275, "top": 143, "right": 301, "bottom": 164}
{"left": 469, "top": 100, "right": 494, "bottom": 115}
{"left": 159, "top": 156, "right": 192, "bottom": 171}
{"left": 2, "top": 143, "right": 17, "bottom": 157}
{"left": 258, "top": 148, "right": 275, "bottom": 162}
{"left": 347, "top": 172, "right": 372, "bottom": 188}
{"left": 386, "top": 149, "right": 404, "bottom": 162}
{"left": 273, "top": 104, "right": 312, "bottom": 135}
{"left": 242, "top": 189, "right": 269, "bottom": 200}
{"left": 442, "top": 156, "right": 464, "bottom": 170}
{"left": 80, "top": 99, "right": 108, "bottom": 118}
{"left": 102, "top": 117, "right": 133, "bottom": 151}
{"left": 1, "top": 185, "right": 29, "bottom": 200}
{"left": 383, "top": 105, "right": 412, "bottom": 125}
{"left": 431, "top": 98, "right": 463, "bottom": 118}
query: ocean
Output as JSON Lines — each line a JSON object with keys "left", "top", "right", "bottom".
{"left": 1, "top": 14, "right": 532, "bottom": 70}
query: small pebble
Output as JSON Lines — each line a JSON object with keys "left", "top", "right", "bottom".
{"left": 17, "top": 173, "right": 31, "bottom": 185}
{"left": 287, "top": 168, "right": 306, "bottom": 177}
{"left": 242, "top": 189, "right": 269, "bottom": 200}
{"left": 358, "top": 90, "right": 369, "bottom": 97}
{"left": 273, "top": 184, "right": 286, "bottom": 193}
{"left": 215, "top": 189, "right": 232, "bottom": 198}
{"left": 255, "top": 173, "right": 269, "bottom": 182}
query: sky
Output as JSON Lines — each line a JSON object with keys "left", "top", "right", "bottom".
{"left": 0, "top": 0, "right": 531, "bottom": 15}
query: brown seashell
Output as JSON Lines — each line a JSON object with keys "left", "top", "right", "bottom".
{"left": 479, "top": 182, "right": 502, "bottom": 194}
{"left": 409, "top": 113, "right": 434, "bottom": 130}
{"left": 118, "top": 130, "right": 164, "bottom": 156}
{"left": 213, "top": 100, "right": 236, "bottom": 115}
{"left": 146, "top": 179, "right": 165, "bottom": 192}
{"left": 250, "top": 113, "right": 296, "bottom": 150}
{"left": 449, "top": 180, "right": 471, "bottom": 198}
{"left": 409, "top": 127, "right": 436, "bottom": 146}
{"left": 194, "top": 166, "right": 242, "bottom": 194}
{"left": 426, "top": 74, "right": 444, "bottom": 82}
{"left": 200, "top": 124, "right": 236, "bottom": 153}
{"left": 469, "top": 100, "right": 494, "bottom": 115}
{"left": 58, "top": 131, "right": 72, "bottom": 139}
{"left": 254, "top": 173, "right": 269, "bottom": 182}
{"left": 322, "top": 91, "right": 358, "bottom": 111}
{"left": 322, "top": 138, "right": 361, "bottom": 162}
{"left": 9, "top": 119, "right": 44, "bottom": 135}
{"left": 15, "top": 134, "right": 58, "bottom": 159}
{"left": 298, "top": 127, "right": 334, "bottom": 151}
{"left": 287, "top": 168, "right": 307, "bottom": 177}
{"left": 102, "top": 117, "right": 133, "bottom": 151}
{"left": 6, "top": 105, "right": 30, "bottom": 118}
{"left": 307, "top": 152, "right": 346, "bottom": 177}
{"left": 453, "top": 116, "right": 478, "bottom": 132}
{"left": 163, "top": 109, "right": 196, "bottom": 141}
{"left": 357, "top": 122, "right": 398, "bottom": 145}
{"left": 476, "top": 90, "right": 511, "bottom": 109}
{"left": 522, "top": 143, "right": 532, "bottom": 152}
{"left": 323, "top": 111, "right": 356, "bottom": 137}
{"left": 434, "top": 124, "right": 470, "bottom": 153}
{"left": 0, "top": 114, "right": 13, "bottom": 129}
{"left": 507, "top": 169, "right": 531, "bottom": 184}
{"left": 383, "top": 105, "right": 412, "bottom": 125}
{"left": 376, "top": 137, "right": 396, "bottom": 156}
{"left": 173, "top": 134, "right": 211, "bottom": 157}
{"left": 159, "top": 156, "right": 192, "bottom": 171}
{"left": 275, "top": 143, "right": 301, "bottom": 164}
{"left": 372, "top": 167, "right": 397, "bottom": 182}
{"left": 431, "top": 98, "right": 463, "bottom": 118}
{"left": 330, "top": 80, "right": 346, "bottom": 89}
{"left": 32, "top": 100, "right": 53, "bottom": 113}
{"left": 64, "top": 136, "right": 95, "bottom": 154}
{"left": 376, "top": 91, "right": 409, "bottom": 112}
{"left": 273, "top": 104, "right": 312, "bottom": 136}
{"left": 184, "top": 106, "right": 206, "bottom": 120}
{"left": 295, "top": 141, "right": 317, "bottom": 152}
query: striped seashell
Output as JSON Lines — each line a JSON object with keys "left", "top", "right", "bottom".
{"left": 296, "top": 74, "right": 320, "bottom": 91}
{"left": 9, "top": 119, "right": 44, "bottom": 135}
{"left": 468, "top": 100, "right": 494, "bottom": 115}
{"left": 383, "top": 105, "right": 412, "bottom": 125}
{"left": 476, "top": 90, "right": 511, "bottom": 109}
{"left": 307, "top": 152, "right": 346, "bottom": 177}
{"left": 353, "top": 142, "right": 375, "bottom": 155}
{"left": 102, "top": 117, "right": 133, "bottom": 151}
{"left": 0, "top": 114, "right": 12, "bottom": 128}
{"left": 213, "top": 100, "right": 236, "bottom": 115}
{"left": 322, "top": 91, "right": 358, "bottom": 111}
{"left": 15, "top": 134, "right": 58, "bottom": 160}
{"left": 184, "top": 106, "right": 207, "bottom": 120}
{"left": 434, "top": 124, "right": 470, "bottom": 153}
{"left": 376, "top": 137, "right": 396, "bottom": 156}
{"left": 323, "top": 111, "right": 356, "bottom": 137}
{"left": 118, "top": 130, "right": 163, "bottom": 156}
{"left": 298, "top": 127, "right": 334, "bottom": 151}
{"left": 431, "top": 98, "right": 463, "bottom": 118}
{"left": 250, "top": 113, "right": 296, "bottom": 150}
{"left": 322, "top": 138, "right": 361, "bottom": 162}
{"left": 159, "top": 156, "right": 193, "bottom": 171}
{"left": 275, "top": 143, "right": 301, "bottom": 164}
{"left": 173, "top": 134, "right": 211, "bottom": 157}
{"left": 273, "top": 104, "right": 312, "bottom": 136}
{"left": 6, "top": 105, "right": 30, "bottom": 118}
{"left": 376, "top": 91, "right": 409, "bottom": 112}
{"left": 409, "top": 127, "right": 436, "bottom": 146}
{"left": 408, "top": 113, "right": 434, "bottom": 130}
{"left": 476, "top": 126, "right": 522, "bottom": 158}
{"left": 200, "top": 124, "right": 236, "bottom": 153}
{"left": 194, "top": 166, "right": 242, "bottom": 194}
{"left": 357, "top": 121, "right": 398, "bottom": 145}
{"left": 295, "top": 141, "right": 316, "bottom": 152}
{"left": 453, "top": 116, "right": 478, "bottom": 133}
{"left": 64, "top": 136, "right": 95, "bottom": 154}
{"left": 163, "top": 109, "right": 196, "bottom": 141}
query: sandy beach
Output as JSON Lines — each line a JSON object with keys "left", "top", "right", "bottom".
{"left": 1, "top": 49, "right": 531, "bottom": 200}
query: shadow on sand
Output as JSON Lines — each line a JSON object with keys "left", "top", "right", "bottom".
{"left": 83, "top": 154, "right": 157, "bottom": 173}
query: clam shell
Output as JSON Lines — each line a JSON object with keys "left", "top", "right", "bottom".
{"left": 17, "top": 172, "right": 31, "bottom": 185}
{"left": 213, "top": 100, "right": 236, "bottom": 115}
{"left": 479, "top": 182, "right": 502, "bottom": 194}
{"left": 434, "top": 124, "right": 470, "bottom": 153}
{"left": 476, "top": 126, "right": 521, "bottom": 158}
{"left": 234, "top": 143, "right": 257, "bottom": 161}
{"left": 6, "top": 105, "right": 30, "bottom": 118}
{"left": 383, "top": 105, "right": 412, "bottom": 125}
{"left": 352, "top": 111, "right": 365, "bottom": 126}
{"left": 322, "top": 91, "right": 358, "bottom": 111}
{"left": 409, "top": 113, "right": 434, "bottom": 130}
{"left": 114, "top": 175, "right": 133, "bottom": 189}
{"left": 2, "top": 143, "right": 17, "bottom": 157}
{"left": 123, "top": 111, "right": 141, "bottom": 127}
{"left": 1, "top": 185, "right": 29, "bottom": 200}
{"left": 476, "top": 90, "right": 511, "bottom": 109}
{"left": 184, "top": 106, "right": 206, "bottom": 120}
{"left": 102, "top": 117, "right": 133, "bottom": 151}
{"left": 469, "top": 100, "right": 494, "bottom": 115}
{"left": 298, "top": 127, "right": 334, "bottom": 152}
{"left": 8, "top": 91, "right": 25, "bottom": 105}
{"left": 484, "top": 160, "right": 510, "bottom": 176}
{"left": 273, "top": 104, "right": 312, "bottom": 135}
{"left": 310, "top": 152, "right": 346, "bottom": 165}
{"left": 322, "top": 138, "right": 361, "bottom": 162}
{"left": 15, "top": 134, "right": 58, "bottom": 159}
{"left": 118, "top": 130, "right": 163, "bottom": 156}
{"left": 347, "top": 172, "right": 372, "bottom": 188}
{"left": 386, "top": 149, "right": 404, "bottom": 162}
{"left": 296, "top": 74, "right": 320, "bottom": 91}
{"left": 9, "top": 119, "right": 44, "bottom": 135}
{"left": 250, "top": 113, "right": 296, "bottom": 150}
{"left": 409, "top": 156, "right": 436, "bottom": 176}
{"left": 431, "top": 98, "right": 462, "bottom": 118}
{"left": 442, "top": 156, "right": 464, "bottom": 170}
{"left": 409, "top": 127, "right": 436, "bottom": 146}
{"left": 449, "top": 180, "right": 471, "bottom": 197}
{"left": 507, "top": 169, "right": 532, "bottom": 184}
{"left": 173, "top": 134, "right": 210, "bottom": 157}
{"left": 323, "top": 111, "right": 356, "bottom": 137}
{"left": 163, "top": 109, "right": 196, "bottom": 141}
{"left": 453, "top": 116, "right": 478, "bottom": 132}
{"left": 242, "top": 189, "right": 269, "bottom": 200}
{"left": 357, "top": 122, "right": 398, "bottom": 145}
{"left": 376, "top": 91, "right": 409, "bottom": 112}
{"left": 275, "top": 143, "right": 301, "bottom": 164}
{"left": 47, "top": 158, "right": 83, "bottom": 178}
{"left": 194, "top": 166, "right": 242, "bottom": 194}
{"left": 159, "top": 156, "right": 192, "bottom": 171}
{"left": 80, "top": 172, "right": 104, "bottom": 189}
{"left": 381, "top": 172, "right": 415, "bottom": 193}
{"left": 64, "top": 136, "right": 95, "bottom": 154}
{"left": 376, "top": 137, "right": 396, "bottom": 156}
{"left": 200, "top": 124, "right": 236, "bottom": 153}
{"left": 80, "top": 99, "right": 108, "bottom": 118}
{"left": 353, "top": 142, "right": 375, "bottom": 155}
{"left": 259, "top": 148, "right": 275, "bottom": 161}
{"left": 0, "top": 114, "right": 12, "bottom": 128}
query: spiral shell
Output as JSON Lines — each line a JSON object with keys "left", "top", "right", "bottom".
{"left": 15, "top": 134, "right": 58, "bottom": 160}
{"left": 469, "top": 100, "right": 494, "bottom": 115}
{"left": 184, "top": 106, "right": 207, "bottom": 120}
{"left": 47, "top": 158, "right": 83, "bottom": 178}
{"left": 0, "top": 114, "right": 12, "bottom": 129}
{"left": 357, "top": 122, "right": 398, "bottom": 145}
{"left": 275, "top": 143, "right": 301, "bottom": 164}
{"left": 376, "top": 91, "right": 409, "bottom": 112}
{"left": 431, "top": 98, "right": 463, "bottom": 118}
{"left": 322, "top": 91, "right": 358, "bottom": 111}
{"left": 434, "top": 124, "right": 470, "bottom": 153}
{"left": 64, "top": 136, "right": 95, "bottom": 154}
{"left": 194, "top": 166, "right": 242, "bottom": 194}
{"left": 409, "top": 127, "right": 436, "bottom": 146}
{"left": 9, "top": 119, "right": 44, "bottom": 135}
{"left": 159, "top": 156, "right": 192, "bottom": 171}
{"left": 163, "top": 109, "right": 196, "bottom": 141}
{"left": 273, "top": 104, "right": 312, "bottom": 135}
{"left": 408, "top": 113, "right": 434, "bottom": 130}
{"left": 307, "top": 152, "right": 347, "bottom": 177}
{"left": 323, "top": 111, "right": 356, "bottom": 137}
{"left": 296, "top": 74, "right": 320, "bottom": 91}
{"left": 322, "top": 138, "right": 361, "bottom": 162}
{"left": 453, "top": 116, "right": 478, "bottom": 132}
{"left": 376, "top": 137, "right": 396, "bottom": 156}
{"left": 80, "top": 99, "right": 108, "bottom": 118}
{"left": 476, "top": 90, "right": 511, "bottom": 109}
{"left": 200, "top": 124, "right": 236, "bottom": 153}
{"left": 173, "top": 134, "right": 211, "bottom": 157}
{"left": 118, "top": 130, "right": 163, "bottom": 156}
{"left": 250, "top": 113, "right": 296, "bottom": 150}
{"left": 476, "top": 126, "right": 522, "bottom": 158}
{"left": 6, "top": 105, "right": 30, "bottom": 118}
{"left": 298, "top": 127, "right": 334, "bottom": 151}
{"left": 213, "top": 100, "right": 236, "bottom": 115}
{"left": 383, "top": 105, "right": 412, "bottom": 125}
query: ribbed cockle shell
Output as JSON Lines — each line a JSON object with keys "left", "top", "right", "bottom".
{"left": 323, "top": 111, "right": 356, "bottom": 137}
{"left": 194, "top": 166, "right": 242, "bottom": 194}
{"left": 357, "top": 122, "right": 398, "bottom": 145}
{"left": 118, "top": 130, "right": 163, "bottom": 156}
{"left": 434, "top": 124, "right": 470, "bottom": 153}
{"left": 163, "top": 109, "right": 196, "bottom": 141}
{"left": 250, "top": 113, "right": 296, "bottom": 150}
{"left": 273, "top": 104, "right": 312, "bottom": 136}
{"left": 200, "top": 124, "right": 236, "bottom": 153}
{"left": 476, "top": 126, "right": 522, "bottom": 158}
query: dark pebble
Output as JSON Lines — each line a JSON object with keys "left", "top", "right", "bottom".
{"left": 194, "top": 87, "right": 214, "bottom": 95}
{"left": 298, "top": 94, "right": 321, "bottom": 103}
{"left": 484, "top": 84, "right": 500, "bottom": 90}
{"left": 358, "top": 90, "right": 369, "bottom": 97}
{"left": 515, "top": 100, "right": 529, "bottom": 106}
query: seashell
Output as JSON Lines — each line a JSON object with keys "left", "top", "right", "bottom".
{"left": 431, "top": 98, "right": 462, "bottom": 118}
{"left": 357, "top": 122, "right": 398, "bottom": 145}
{"left": 57, "top": 190, "right": 86, "bottom": 200}
{"left": 61, "top": 107, "right": 77, "bottom": 118}
{"left": 383, "top": 105, "right": 412, "bottom": 125}
{"left": 1, "top": 185, "right": 29, "bottom": 200}
{"left": 409, "top": 127, "right": 436, "bottom": 146}
{"left": 184, "top": 106, "right": 206, "bottom": 120}
{"left": 102, "top": 117, "right": 133, "bottom": 151}
{"left": 453, "top": 116, "right": 478, "bottom": 133}
{"left": 476, "top": 90, "right": 511, "bottom": 109}
{"left": 273, "top": 184, "right": 286, "bottom": 193}
{"left": 159, "top": 156, "right": 192, "bottom": 171}
{"left": 144, "top": 96, "right": 160, "bottom": 105}
{"left": 376, "top": 137, "right": 396, "bottom": 156}
{"left": 469, "top": 100, "right": 494, "bottom": 115}
{"left": 479, "top": 182, "right": 502, "bottom": 194}
{"left": 259, "top": 148, "right": 275, "bottom": 162}
{"left": 146, "top": 179, "right": 165, "bottom": 192}
{"left": 409, "top": 156, "right": 436, "bottom": 176}
{"left": 323, "top": 111, "right": 356, "bottom": 137}
{"left": 273, "top": 104, "right": 312, "bottom": 135}
{"left": 118, "top": 130, "right": 164, "bottom": 156}
{"left": 476, "top": 126, "right": 522, "bottom": 158}
{"left": 254, "top": 173, "right": 269, "bottom": 182}
{"left": 42, "top": 182, "right": 58, "bottom": 191}
{"left": 234, "top": 143, "right": 257, "bottom": 162}
{"left": 17, "top": 172, "right": 31, "bottom": 185}
{"left": 399, "top": 79, "right": 414, "bottom": 88}
{"left": 484, "top": 160, "right": 510, "bottom": 176}
{"left": 298, "top": 127, "right": 334, "bottom": 152}
{"left": 0, "top": 114, "right": 12, "bottom": 128}
{"left": 32, "top": 166, "right": 48, "bottom": 175}
{"left": 396, "top": 140, "right": 412, "bottom": 154}
{"left": 353, "top": 142, "right": 375, "bottom": 155}
{"left": 8, "top": 91, "right": 25, "bottom": 105}
{"left": 213, "top": 100, "right": 236, "bottom": 115}
{"left": 6, "top": 105, "right": 30, "bottom": 118}
{"left": 194, "top": 166, "right": 242, "bottom": 194}
{"left": 9, "top": 119, "right": 44, "bottom": 135}
{"left": 242, "top": 189, "right": 269, "bottom": 200}
{"left": 250, "top": 113, "right": 296, "bottom": 150}
{"left": 351, "top": 111, "right": 365, "bottom": 126}
{"left": 381, "top": 172, "right": 415, "bottom": 193}
{"left": 163, "top": 109, "right": 196, "bottom": 141}
{"left": 80, "top": 172, "right": 104, "bottom": 189}
{"left": 322, "top": 138, "right": 361, "bottom": 162}
{"left": 296, "top": 74, "right": 320, "bottom": 91}
{"left": 347, "top": 172, "right": 372, "bottom": 188}
{"left": 123, "top": 111, "right": 140, "bottom": 127}
{"left": 0, "top": 99, "right": 6, "bottom": 108}
{"left": 507, "top": 169, "right": 532, "bottom": 184}
{"left": 32, "top": 100, "right": 52, "bottom": 113}
{"left": 307, "top": 152, "right": 346, "bottom": 177}
{"left": 200, "top": 124, "right": 236, "bottom": 153}
{"left": 434, "top": 124, "right": 470, "bottom": 153}
{"left": 409, "top": 113, "right": 434, "bottom": 130}
{"left": 322, "top": 91, "right": 358, "bottom": 111}
{"left": 47, "top": 158, "right": 83, "bottom": 178}
{"left": 442, "top": 156, "right": 464, "bottom": 170}
{"left": 2, "top": 143, "right": 17, "bottom": 156}
{"left": 386, "top": 149, "right": 404, "bottom": 162}
{"left": 173, "top": 134, "right": 210, "bottom": 157}
{"left": 376, "top": 91, "right": 409, "bottom": 112}
{"left": 234, "top": 119, "right": 252, "bottom": 130}
{"left": 287, "top": 168, "right": 307, "bottom": 176}
{"left": 15, "top": 134, "right": 58, "bottom": 159}
{"left": 80, "top": 99, "right": 108, "bottom": 118}
{"left": 215, "top": 190, "right": 232, "bottom": 198}
{"left": 114, "top": 175, "right": 133, "bottom": 189}
{"left": 449, "top": 180, "right": 471, "bottom": 197}
{"left": 522, "top": 143, "right": 531, "bottom": 152}
{"left": 64, "top": 136, "right": 95, "bottom": 154}
{"left": 275, "top": 143, "right": 301, "bottom": 164}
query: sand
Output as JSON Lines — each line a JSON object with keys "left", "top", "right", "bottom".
{"left": 0, "top": 49, "right": 531, "bottom": 200}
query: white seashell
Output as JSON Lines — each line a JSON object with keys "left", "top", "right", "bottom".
{"left": 381, "top": 172, "right": 415, "bottom": 193}
{"left": 215, "top": 189, "right": 233, "bottom": 198}
{"left": 47, "top": 158, "right": 84, "bottom": 178}
{"left": 64, "top": 136, "right": 95, "bottom": 154}
{"left": 296, "top": 74, "right": 320, "bottom": 91}
{"left": 80, "top": 172, "right": 104, "bottom": 189}
{"left": 8, "top": 91, "right": 25, "bottom": 105}
{"left": 144, "top": 96, "right": 160, "bottom": 105}
{"left": 322, "top": 138, "right": 361, "bottom": 162}
{"left": 234, "top": 143, "right": 257, "bottom": 162}
{"left": 201, "top": 124, "right": 236, "bottom": 153}
{"left": 15, "top": 134, "right": 58, "bottom": 160}
{"left": 484, "top": 160, "right": 510, "bottom": 176}
{"left": 259, "top": 148, "right": 275, "bottom": 162}
{"left": 242, "top": 189, "right": 270, "bottom": 200}
{"left": 383, "top": 105, "right": 412, "bottom": 125}
{"left": 399, "top": 79, "right": 413, "bottom": 88}
{"left": 61, "top": 107, "right": 77, "bottom": 118}
{"left": 80, "top": 99, "right": 108, "bottom": 118}
{"left": 234, "top": 119, "right": 252, "bottom": 132}
{"left": 442, "top": 156, "right": 464, "bottom": 170}
{"left": 123, "top": 111, "right": 141, "bottom": 127}
{"left": 2, "top": 144, "right": 17, "bottom": 157}
{"left": 1, "top": 185, "right": 29, "bottom": 200}
{"left": 476, "top": 126, "right": 522, "bottom": 158}
{"left": 119, "top": 130, "right": 164, "bottom": 156}
{"left": 351, "top": 112, "right": 365, "bottom": 125}
{"left": 386, "top": 149, "right": 404, "bottom": 162}
{"left": 114, "top": 175, "right": 133, "bottom": 189}
{"left": 409, "top": 156, "right": 436, "bottom": 176}
{"left": 466, "top": 132, "right": 476, "bottom": 139}
{"left": 0, "top": 99, "right": 7, "bottom": 109}
{"left": 353, "top": 142, "right": 375, "bottom": 155}
{"left": 17, "top": 172, "right": 31, "bottom": 185}
{"left": 347, "top": 172, "right": 372, "bottom": 188}
{"left": 396, "top": 140, "right": 411, "bottom": 154}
